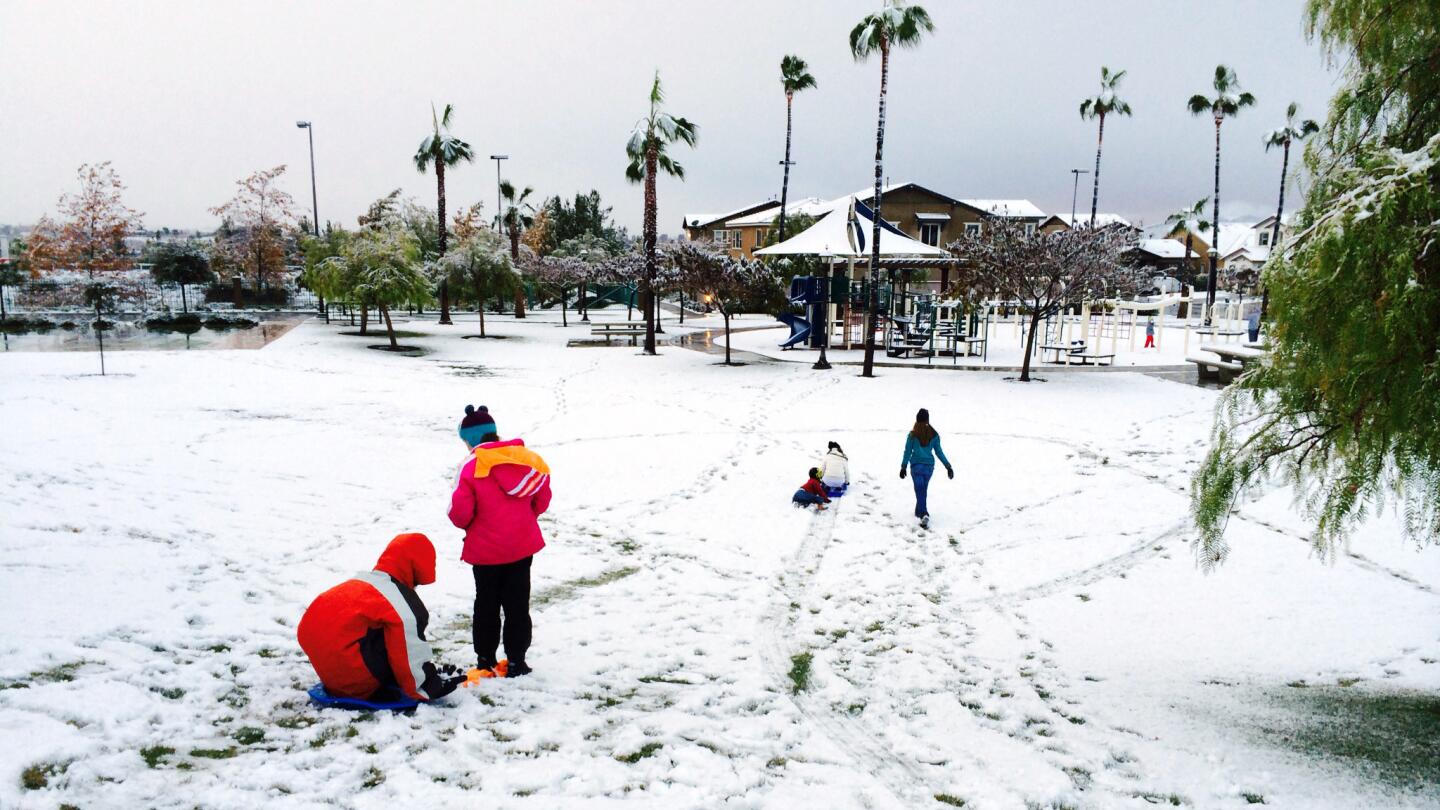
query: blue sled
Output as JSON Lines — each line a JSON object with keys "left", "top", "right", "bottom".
{"left": 825, "top": 484, "right": 849, "bottom": 498}
{"left": 776, "top": 313, "right": 811, "bottom": 349}
{"left": 308, "top": 684, "right": 419, "bottom": 712}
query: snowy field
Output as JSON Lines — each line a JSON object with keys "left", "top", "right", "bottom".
{"left": 1, "top": 312, "right": 1437, "bottom": 809}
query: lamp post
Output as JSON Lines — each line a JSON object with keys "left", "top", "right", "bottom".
{"left": 296, "top": 121, "right": 324, "bottom": 320}
{"left": 489, "top": 154, "right": 508, "bottom": 230}
{"left": 813, "top": 249, "right": 833, "bottom": 370}
{"left": 296, "top": 122, "right": 319, "bottom": 236}
{"left": 1069, "top": 168, "right": 1089, "bottom": 225}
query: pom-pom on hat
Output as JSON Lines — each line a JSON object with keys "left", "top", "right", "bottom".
{"left": 459, "top": 405, "right": 498, "bottom": 448}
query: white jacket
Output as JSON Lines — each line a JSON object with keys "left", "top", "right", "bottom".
{"left": 819, "top": 449, "right": 850, "bottom": 488}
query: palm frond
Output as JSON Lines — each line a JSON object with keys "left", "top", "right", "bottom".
{"left": 1187, "top": 94, "right": 1213, "bottom": 116}
{"left": 849, "top": 18, "right": 879, "bottom": 60}
{"left": 625, "top": 157, "right": 644, "bottom": 184}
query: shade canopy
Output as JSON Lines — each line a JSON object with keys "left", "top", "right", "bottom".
{"left": 754, "top": 197, "right": 951, "bottom": 259}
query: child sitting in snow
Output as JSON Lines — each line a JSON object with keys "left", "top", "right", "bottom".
{"left": 819, "top": 441, "right": 850, "bottom": 496}
{"left": 792, "top": 467, "right": 831, "bottom": 510}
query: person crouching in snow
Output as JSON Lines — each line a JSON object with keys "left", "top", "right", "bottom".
{"left": 449, "top": 405, "right": 551, "bottom": 678}
{"left": 792, "top": 467, "right": 831, "bottom": 510}
{"left": 297, "top": 532, "right": 466, "bottom": 703}
{"left": 819, "top": 441, "right": 850, "bottom": 496}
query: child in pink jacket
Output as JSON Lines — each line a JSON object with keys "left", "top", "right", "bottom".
{"left": 448, "top": 405, "right": 552, "bottom": 677}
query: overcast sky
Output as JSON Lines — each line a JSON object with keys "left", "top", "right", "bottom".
{"left": 1, "top": 0, "right": 1339, "bottom": 236}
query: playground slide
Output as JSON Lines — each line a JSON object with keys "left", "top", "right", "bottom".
{"left": 776, "top": 313, "right": 811, "bottom": 349}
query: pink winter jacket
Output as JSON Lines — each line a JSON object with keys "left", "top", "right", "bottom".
{"left": 448, "top": 439, "right": 552, "bottom": 566}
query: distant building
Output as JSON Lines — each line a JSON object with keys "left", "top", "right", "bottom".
{"left": 1038, "top": 213, "right": 1135, "bottom": 233}
{"left": 684, "top": 182, "right": 1045, "bottom": 259}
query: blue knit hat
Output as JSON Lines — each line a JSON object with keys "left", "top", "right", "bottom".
{"left": 459, "top": 405, "right": 498, "bottom": 448}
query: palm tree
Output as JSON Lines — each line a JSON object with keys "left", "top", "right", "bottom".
{"left": 626, "top": 71, "right": 698, "bottom": 355}
{"left": 1188, "top": 65, "right": 1255, "bottom": 324}
{"left": 777, "top": 55, "right": 818, "bottom": 242}
{"left": 498, "top": 180, "right": 536, "bottom": 318}
{"left": 1078, "top": 66, "right": 1132, "bottom": 228}
{"left": 1260, "top": 103, "right": 1318, "bottom": 322}
{"left": 413, "top": 103, "right": 475, "bottom": 326}
{"left": 850, "top": 0, "right": 934, "bottom": 378}
{"left": 1164, "top": 197, "right": 1211, "bottom": 318}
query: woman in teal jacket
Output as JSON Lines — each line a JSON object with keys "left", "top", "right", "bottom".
{"left": 900, "top": 408, "right": 952, "bottom": 524}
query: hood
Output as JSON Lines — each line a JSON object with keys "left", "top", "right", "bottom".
{"left": 373, "top": 532, "right": 436, "bottom": 589}
{"left": 473, "top": 439, "right": 550, "bottom": 500}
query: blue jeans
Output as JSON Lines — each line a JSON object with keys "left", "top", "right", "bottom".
{"left": 911, "top": 464, "right": 934, "bottom": 517}
{"left": 793, "top": 490, "right": 826, "bottom": 507}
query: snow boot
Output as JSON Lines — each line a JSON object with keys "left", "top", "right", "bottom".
{"left": 505, "top": 661, "right": 532, "bottom": 678}
{"left": 919, "top": 514, "right": 930, "bottom": 529}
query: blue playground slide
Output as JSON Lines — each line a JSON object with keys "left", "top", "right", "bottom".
{"left": 777, "top": 312, "right": 811, "bottom": 349}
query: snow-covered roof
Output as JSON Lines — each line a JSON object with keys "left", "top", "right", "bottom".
{"left": 1044, "top": 213, "right": 1132, "bottom": 229}
{"left": 683, "top": 214, "right": 721, "bottom": 229}
{"left": 754, "top": 197, "right": 949, "bottom": 259}
{"left": 1136, "top": 238, "right": 1189, "bottom": 259}
{"left": 724, "top": 197, "right": 830, "bottom": 228}
{"left": 960, "top": 199, "right": 1046, "bottom": 219}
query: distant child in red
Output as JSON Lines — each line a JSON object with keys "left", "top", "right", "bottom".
{"left": 792, "top": 467, "right": 831, "bottom": 510}
{"left": 1144, "top": 317, "right": 1156, "bottom": 348}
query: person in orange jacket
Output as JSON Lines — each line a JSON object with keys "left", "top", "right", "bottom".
{"left": 297, "top": 533, "right": 465, "bottom": 703}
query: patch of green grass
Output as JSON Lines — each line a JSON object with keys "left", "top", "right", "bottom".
{"left": 233, "top": 727, "right": 265, "bottom": 745}
{"left": 1241, "top": 792, "right": 1266, "bottom": 805}
{"left": 766, "top": 757, "right": 786, "bottom": 768}
{"left": 1075, "top": 593, "right": 1092, "bottom": 602}
{"left": 934, "top": 794, "right": 967, "bottom": 806}
{"left": 533, "top": 567, "right": 639, "bottom": 606}
{"left": 21, "top": 762, "right": 63, "bottom": 790}
{"left": 615, "top": 742, "right": 663, "bottom": 763}
{"left": 830, "top": 628, "right": 850, "bottom": 640}
{"left": 257, "top": 648, "right": 279, "bottom": 659}
{"left": 1131, "top": 792, "right": 1187, "bottom": 806}
{"left": 846, "top": 702, "right": 866, "bottom": 715}
{"left": 638, "top": 674, "right": 693, "bottom": 685}
{"left": 206, "top": 643, "right": 230, "bottom": 653}
{"left": 865, "top": 620, "right": 884, "bottom": 633}
{"left": 1258, "top": 687, "right": 1440, "bottom": 789}
{"left": 189, "top": 747, "right": 238, "bottom": 759}
{"left": 0, "top": 681, "right": 30, "bottom": 690}
{"left": 154, "top": 686, "right": 185, "bottom": 700}
{"left": 31, "top": 661, "right": 83, "bottom": 683}
{"left": 140, "top": 745, "right": 175, "bottom": 768}
{"left": 361, "top": 766, "right": 385, "bottom": 788}
{"left": 788, "top": 652, "right": 813, "bottom": 695}
{"left": 276, "top": 715, "right": 316, "bottom": 730}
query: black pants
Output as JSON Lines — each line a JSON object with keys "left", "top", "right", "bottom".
{"left": 472, "top": 556, "right": 533, "bottom": 667}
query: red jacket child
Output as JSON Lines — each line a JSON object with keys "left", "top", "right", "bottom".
{"left": 296, "top": 533, "right": 461, "bottom": 702}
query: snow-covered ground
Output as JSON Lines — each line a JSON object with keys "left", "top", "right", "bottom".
{"left": 1, "top": 311, "right": 1436, "bottom": 809}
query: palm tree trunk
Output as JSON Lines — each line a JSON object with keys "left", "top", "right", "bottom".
{"left": 1207, "top": 118, "right": 1222, "bottom": 325}
{"left": 382, "top": 305, "right": 397, "bottom": 349}
{"left": 437, "top": 160, "right": 453, "bottom": 325}
{"left": 561, "top": 285, "right": 568, "bottom": 327}
{"left": 779, "top": 92, "right": 794, "bottom": 242}
{"left": 1089, "top": 113, "right": 1105, "bottom": 228}
{"left": 580, "top": 280, "right": 589, "bottom": 321}
{"left": 360, "top": 304, "right": 369, "bottom": 335}
{"left": 1180, "top": 234, "right": 1194, "bottom": 318}
{"left": 723, "top": 311, "right": 732, "bottom": 365}
{"left": 642, "top": 141, "right": 659, "bottom": 355}
{"left": 509, "top": 228, "right": 526, "bottom": 318}
{"left": 1, "top": 283, "right": 7, "bottom": 320}
{"left": 861, "top": 42, "right": 891, "bottom": 379}
{"left": 474, "top": 277, "right": 485, "bottom": 337}
{"left": 1262, "top": 139, "right": 1290, "bottom": 324}
{"left": 180, "top": 283, "right": 188, "bottom": 314}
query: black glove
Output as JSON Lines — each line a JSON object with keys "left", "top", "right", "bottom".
{"left": 946, "top": 466, "right": 955, "bottom": 480}
{"left": 899, "top": 466, "right": 908, "bottom": 479}
{"left": 437, "top": 663, "right": 463, "bottom": 679}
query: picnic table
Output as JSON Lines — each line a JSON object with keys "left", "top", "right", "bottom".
{"left": 1039, "top": 343, "right": 1115, "bottom": 366}
{"left": 590, "top": 320, "right": 648, "bottom": 346}
{"left": 1188, "top": 342, "right": 1267, "bottom": 382}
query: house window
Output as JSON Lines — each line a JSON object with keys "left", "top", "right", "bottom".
{"left": 1024, "top": 222, "right": 1036, "bottom": 236}
{"left": 712, "top": 229, "right": 730, "bottom": 247}
{"left": 755, "top": 228, "right": 767, "bottom": 248}
{"left": 964, "top": 222, "right": 982, "bottom": 237}
{"left": 919, "top": 223, "right": 941, "bottom": 246}
{"left": 1258, "top": 231, "right": 1271, "bottom": 246}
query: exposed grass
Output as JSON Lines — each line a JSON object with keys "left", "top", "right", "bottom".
{"left": 31, "top": 661, "right": 83, "bottom": 683}
{"left": 233, "top": 727, "right": 266, "bottom": 745}
{"left": 1241, "top": 792, "right": 1266, "bottom": 804}
{"left": 361, "top": 766, "right": 385, "bottom": 788}
{"left": 189, "top": 747, "right": 238, "bottom": 759}
{"left": 533, "top": 567, "right": 639, "bottom": 606}
{"left": 934, "top": 794, "right": 967, "bottom": 806}
{"left": 140, "top": 745, "right": 175, "bottom": 768}
{"left": 154, "top": 686, "right": 185, "bottom": 700}
{"left": 1256, "top": 686, "right": 1440, "bottom": 789}
{"left": 615, "top": 742, "right": 663, "bottom": 764}
{"left": 21, "top": 762, "right": 63, "bottom": 790}
{"left": 788, "top": 652, "right": 813, "bottom": 695}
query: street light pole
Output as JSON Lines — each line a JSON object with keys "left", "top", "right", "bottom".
{"left": 813, "top": 251, "right": 833, "bottom": 370}
{"left": 489, "top": 154, "right": 508, "bottom": 229}
{"left": 296, "top": 122, "right": 319, "bottom": 236}
{"left": 1069, "top": 168, "right": 1089, "bottom": 225}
